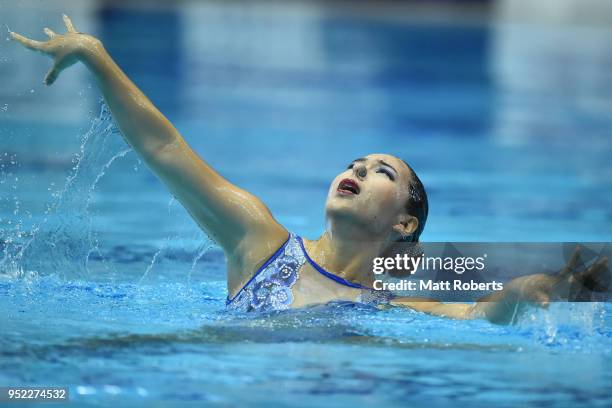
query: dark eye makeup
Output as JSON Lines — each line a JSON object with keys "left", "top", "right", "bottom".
{"left": 377, "top": 168, "right": 395, "bottom": 181}
{"left": 346, "top": 163, "right": 395, "bottom": 181}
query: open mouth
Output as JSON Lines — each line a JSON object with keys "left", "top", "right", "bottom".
{"left": 337, "top": 178, "right": 360, "bottom": 195}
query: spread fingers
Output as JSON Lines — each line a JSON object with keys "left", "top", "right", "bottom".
{"left": 9, "top": 32, "right": 45, "bottom": 52}
{"left": 62, "top": 14, "right": 77, "bottom": 33}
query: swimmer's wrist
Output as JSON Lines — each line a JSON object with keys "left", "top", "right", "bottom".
{"left": 76, "top": 36, "right": 106, "bottom": 63}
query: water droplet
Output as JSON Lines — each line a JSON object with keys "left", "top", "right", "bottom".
{"left": 30, "top": 89, "right": 35, "bottom": 93}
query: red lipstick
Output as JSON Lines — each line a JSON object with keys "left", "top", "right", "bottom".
{"left": 337, "top": 178, "right": 360, "bottom": 195}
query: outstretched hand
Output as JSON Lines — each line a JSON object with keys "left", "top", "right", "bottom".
{"left": 507, "top": 246, "right": 609, "bottom": 308}
{"left": 558, "top": 246, "right": 610, "bottom": 301}
{"left": 10, "top": 14, "right": 101, "bottom": 85}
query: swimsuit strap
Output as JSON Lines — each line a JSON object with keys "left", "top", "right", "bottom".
{"left": 226, "top": 232, "right": 306, "bottom": 312}
{"left": 225, "top": 232, "right": 394, "bottom": 312}
{"left": 226, "top": 231, "right": 292, "bottom": 304}
{"left": 296, "top": 235, "right": 369, "bottom": 290}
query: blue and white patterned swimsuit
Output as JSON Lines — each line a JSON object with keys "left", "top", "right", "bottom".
{"left": 226, "top": 232, "right": 394, "bottom": 312}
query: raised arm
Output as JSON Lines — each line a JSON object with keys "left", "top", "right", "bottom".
{"left": 10, "top": 16, "right": 288, "bottom": 278}
{"left": 391, "top": 248, "right": 609, "bottom": 325}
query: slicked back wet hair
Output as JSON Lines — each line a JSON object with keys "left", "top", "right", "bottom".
{"left": 400, "top": 160, "right": 428, "bottom": 242}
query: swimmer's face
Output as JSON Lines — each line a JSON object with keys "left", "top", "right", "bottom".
{"left": 325, "top": 153, "right": 417, "bottom": 241}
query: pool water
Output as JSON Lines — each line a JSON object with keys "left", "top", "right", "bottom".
{"left": 1, "top": 2, "right": 612, "bottom": 407}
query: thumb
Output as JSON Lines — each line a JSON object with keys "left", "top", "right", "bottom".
{"left": 44, "top": 61, "right": 61, "bottom": 86}
{"left": 559, "top": 246, "right": 581, "bottom": 279}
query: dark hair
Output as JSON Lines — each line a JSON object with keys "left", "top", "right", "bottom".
{"left": 399, "top": 160, "right": 428, "bottom": 242}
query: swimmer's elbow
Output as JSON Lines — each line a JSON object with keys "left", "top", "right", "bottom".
{"left": 433, "top": 303, "right": 477, "bottom": 320}
{"left": 156, "top": 140, "right": 183, "bottom": 161}
{"left": 141, "top": 138, "right": 204, "bottom": 179}
{"left": 142, "top": 134, "right": 185, "bottom": 160}
{"left": 467, "top": 301, "right": 526, "bottom": 325}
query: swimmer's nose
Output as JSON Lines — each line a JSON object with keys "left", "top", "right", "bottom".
{"left": 354, "top": 164, "right": 367, "bottom": 179}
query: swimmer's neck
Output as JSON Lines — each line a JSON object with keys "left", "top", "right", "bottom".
{"left": 307, "top": 224, "right": 388, "bottom": 288}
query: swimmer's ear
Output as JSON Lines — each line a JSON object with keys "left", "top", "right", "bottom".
{"left": 392, "top": 215, "right": 418, "bottom": 241}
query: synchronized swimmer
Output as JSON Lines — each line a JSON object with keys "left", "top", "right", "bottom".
{"left": 10, "top": 15, "right": 609, "bottom": 324}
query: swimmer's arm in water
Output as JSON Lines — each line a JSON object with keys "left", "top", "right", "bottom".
{"left": 388, "top": 297, "right": 475, "bottom": 320}
{"left": 9, "top": 16, "right": 288, "bottom": 275}
{"left": 391, "top": 248, "right": 609, "bottom": 325}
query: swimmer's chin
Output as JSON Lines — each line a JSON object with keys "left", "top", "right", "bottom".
{"left": 325, "top": 199, "right": 367, "bottom": 221}
{"left": 326, "top": 195, "right": 358, "bottom": 209}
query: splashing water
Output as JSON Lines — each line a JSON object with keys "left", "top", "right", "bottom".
{"left": 1, "top": 103, "right": 130, "bottom": 280}
{"left": 0, "top": 101, "right": 214, "bottom": 288}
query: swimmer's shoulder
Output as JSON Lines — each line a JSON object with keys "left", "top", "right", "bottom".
{"left": 226, "top": 224, "right": 291, "bottom": 297}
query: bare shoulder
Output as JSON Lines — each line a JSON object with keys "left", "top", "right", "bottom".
{"left": 226, "top": 224, "right": 290, "bottom": 299}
